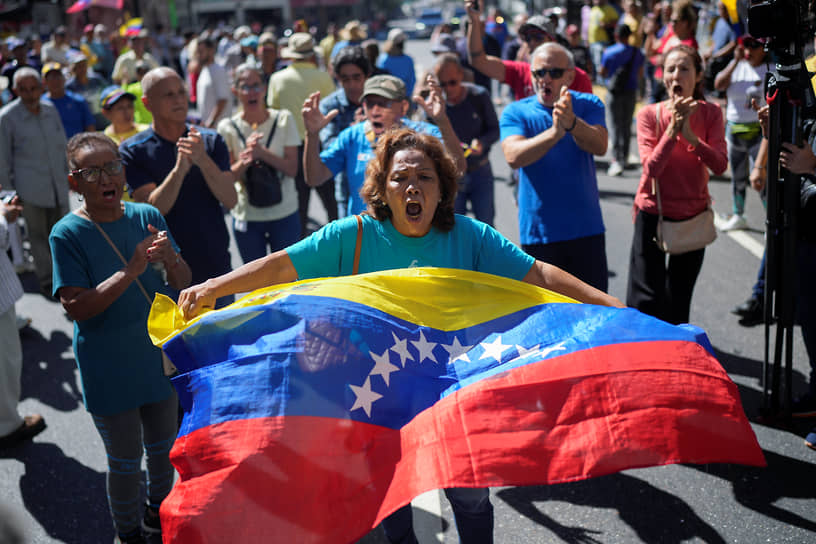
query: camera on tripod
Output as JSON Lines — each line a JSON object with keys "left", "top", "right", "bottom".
{"left": 748, "top": 0, "right": 814, "bottom": 49}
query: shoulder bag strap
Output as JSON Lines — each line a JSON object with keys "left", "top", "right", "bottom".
{"left": 264, "top": 111, "right": 279, "bottom": 148}
{"left": 353, "top": 214, "right": 363, "bottom": 275}
{"left": 652, "top": 102, "right": 664, "bottom": 220}
{"left": 91, "top": 221, "right": 152, "bottom": 305}
{"left": 230, "top": 119, "right": 247, "bottom": 147}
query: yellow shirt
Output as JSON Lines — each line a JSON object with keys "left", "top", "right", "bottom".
{"left": 267, "top": 61, "right": 336, "bottom": 139}
{"left": 103, "top": 123, "right": 148, "bottom": 201}
{"left": 589, "top": 5, "right": 620, "bottom": 45}
{"left": 624, "top": 14, "right": 643, "bottom": 48}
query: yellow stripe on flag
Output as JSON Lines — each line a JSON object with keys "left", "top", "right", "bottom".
{"left": 148, "top": 268, "right": 577, "bottom": 347}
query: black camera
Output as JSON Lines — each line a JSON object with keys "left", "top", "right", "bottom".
{"left": 748, "top": 0, "right": 815, "bottom": 48}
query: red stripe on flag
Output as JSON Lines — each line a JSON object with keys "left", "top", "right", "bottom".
{"left": 161, "top": 340, "right": 763, "bottom": 542}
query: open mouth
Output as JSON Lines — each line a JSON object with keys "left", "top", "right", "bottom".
{"left": 371, "top": 121, "right": 384, "bottom": 130}
{"left": 248, "top": 98, "right": 259, "bottom": 106}
{"left": 672, "top": 84, "right": 683, "bottom": 95}
{"left": 102, "top": 188, "right": 117, "bottom": 200}
{"left": 406, "top": 202, "right": 422, "bottom": 219}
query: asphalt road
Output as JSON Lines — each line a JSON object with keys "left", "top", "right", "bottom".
{"left": 2, "top": 39, "right": 815, "bottom": 543}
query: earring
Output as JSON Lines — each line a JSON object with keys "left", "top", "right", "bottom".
{"left": 77, "top": 194, "right": 84, "bottom": 202}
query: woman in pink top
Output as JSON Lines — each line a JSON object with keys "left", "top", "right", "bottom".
{"left": 627, "top": 45, "right": 727, "bottom": 324}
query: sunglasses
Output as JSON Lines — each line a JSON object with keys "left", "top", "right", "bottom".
{"left": 521, "top": 30, "right": 549, "bottom": 43}
{"left": 532, "top": 67, "right": 567, "bottom": 80}
{"left": 363, "top": 96, "right": 393, "bottom": 109}
{"left": 742, "top": 39, "right": 763, "bottom": 49}
{"left": 238, "top": 83, "right": 263, "bottom": 93}
{"left": 71, "top": 159, "right": 123, "bottom": 183}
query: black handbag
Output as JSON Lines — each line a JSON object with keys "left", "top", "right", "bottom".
{"left": 231, "top": 113, "right": 282, "bottom": 207}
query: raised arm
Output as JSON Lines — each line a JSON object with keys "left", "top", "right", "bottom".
{"left": 465, "top": 0, "right": 507, "bottom": 83}
{"left": 302, "top": 91, "right": 337, "bottom": 187}
{"left": 414, "top": 76, "right": 467, "bottom": 175}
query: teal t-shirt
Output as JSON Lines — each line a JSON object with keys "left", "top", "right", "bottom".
{"left": 287, "top": 214, "right": 535, "bottom": 280}
{"left": 49, "top": 202, "right": 178, "bottom": 415}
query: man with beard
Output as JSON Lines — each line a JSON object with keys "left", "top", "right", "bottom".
{"left": 500, "top": 43, "right": 610, "bottom": 292}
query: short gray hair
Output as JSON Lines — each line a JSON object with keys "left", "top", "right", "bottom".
{"left": 141, "top": 67, "right": 181, "bottom": 98}
{"left": 12, "top": 67, "right": 40, "bottom": 88}
{"left": 531, "top": 43, "right": 575, "bottom": 70}
{"left": 232, "top": 62, "right": 262, "bottom": 86}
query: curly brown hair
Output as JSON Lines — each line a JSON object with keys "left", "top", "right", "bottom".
{"left": 360, "top": 128, "right": 459, "bottom": 232}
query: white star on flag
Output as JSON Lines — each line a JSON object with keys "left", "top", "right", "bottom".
{"left": 514, "top": 344, "right": 541, "bottom": 359}
{"left": 441, "top": 336, "right": 474, "bottom": 363}
{"left": 369, "top": 350, "right": 399, "bottom": 386}
{"left": 349, "top": 377, "right": 382, "bottom": 418}
{"left": 411, "top": 330, "right": 438, "bottom": 364}
{"left": 390, "top": 331, "right": 413, "bottom": 367}
{"left": 479, "top": 335, "right": 512, "bottom": 361}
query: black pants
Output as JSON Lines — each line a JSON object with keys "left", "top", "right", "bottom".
{"left": 296, "top": 144, "right": 337, "bottom": 237}
{"left": 523, "top": 233, "right": 609, "bottom": 293}
{"left": 626, "top": 210, "right": 705, "bottom": 325}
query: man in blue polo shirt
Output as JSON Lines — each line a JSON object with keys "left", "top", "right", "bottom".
{"left": 501, "top": 43, "right": 609, "bottom": 292}
{"left": 42, "top": 62, "right": 95, "bottom": 138}
{"left": 120, "top": 67, "right": 237, "bottom": 304}
{"left": 303, "top": 74, "right": 466, "bottom": 216}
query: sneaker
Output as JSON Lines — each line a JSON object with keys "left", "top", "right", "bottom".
{"left": 792, "top": 393, "right": 816, "bottom": 418}
{"left": 16, "top": 315, "right": 31, "bottom": 330}
{"left": 720, "top": 214, "right": 748, "bottom": 231}
{"left": 0, "top": 414, "right": 46, "bottom": 449}
{"left": 142, "top": 503, "right": 161, "bottom": 535}
{"left": 732, "top": 297, "right": 761, "bottom": 316}
{"left": 805, "top": 427, "right": 816, "bottom": 450}
{"left": 607, "top": 160, "right": 623, "bottom": 177}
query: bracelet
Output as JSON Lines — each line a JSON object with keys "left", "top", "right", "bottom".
{"left": 565, "top": 116, "right": 578, "bottom": 132}
{"left": 169, "top": 253, "right": 182, "bottom": 268}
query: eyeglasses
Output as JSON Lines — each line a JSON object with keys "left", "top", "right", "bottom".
{"left": 532, "top": 67, "right": 567, "bottom": 80}
{"left": 521, "top": 30, "right": 549, "bottom": 43}
{"left": 70, "top": 159, "right": 123, "bottom": 183}
{"left": 238, "top": 83, "right": 263, "bottom": 93}
{"left": 440, "top": 79, "right": 460, "bottom": 88}
{"left": 363, "top": 96, "right": 393, "bottom": 109}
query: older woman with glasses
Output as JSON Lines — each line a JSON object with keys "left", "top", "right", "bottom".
{"left": 217, "top": 62, "right": 301, "bottom": 264}
{"left": 49, "top": 132, "right": 192, "bottom": 543}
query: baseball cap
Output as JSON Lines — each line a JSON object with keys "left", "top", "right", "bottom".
{"left": 241, "top": 35, "right": 259, "bottom": 49}
{"left": 100, "top": 85, "right": 136, "bottom": 109}
{"left": 430, "top": 34, "right": 457, "bottom": 54}
{"left": 41, "top": 62, "right": 63, "bottom": 77}
{"left": 362, "top": 75, "right": 407, "bottom": 101}
{"left": 387, "top": 28, "right": 407, "bottom": 45}
{"left": 519, "top": 16, "right": 555, "bottom": 39}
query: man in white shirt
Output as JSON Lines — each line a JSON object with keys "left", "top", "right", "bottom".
{"left": 112, "top": 30, "right": 159, "bottom": 86}
{"left": 196, "top": 37, "right": 232, "bottom": 129}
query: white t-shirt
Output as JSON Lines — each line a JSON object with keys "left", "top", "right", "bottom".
{"left": 217, "top": 109, "right": 302, "bottom": 222}
{"left": 726, "top": 60, "right": 768, "bottom": 124}
{"left": 197, "top": 62, "right": 232, "bottom": 125}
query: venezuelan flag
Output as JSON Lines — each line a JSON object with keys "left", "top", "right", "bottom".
{"left": 148, "top": 268, "right": 764, "bottom": 543}
{"left": 120, "top": 18, "right": 143, "bottom": 37}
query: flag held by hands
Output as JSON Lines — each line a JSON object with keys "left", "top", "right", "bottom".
{"left": 148, "top": 268, "right": 764, "bottom": 543}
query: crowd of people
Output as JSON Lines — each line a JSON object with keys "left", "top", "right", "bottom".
{"left": 1, "top": 0, "right": 816, "bottom": 542}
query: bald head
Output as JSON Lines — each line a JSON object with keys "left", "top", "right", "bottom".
{"left": 141, "top": 67, "right": 182, "bottom": 99}
{"left": 531, "top": 43, "right": 575, "bottom": 70}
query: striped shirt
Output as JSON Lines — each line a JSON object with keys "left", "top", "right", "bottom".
{"left": 0, "top": 215, "right": 24, "bottom": 315}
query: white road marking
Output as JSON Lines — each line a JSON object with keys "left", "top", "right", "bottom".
{"left": 413, "top": 490, "right": 444, "bottom": 543}
{"left": 713, "top": 212, "right": 765, "bottom": 259}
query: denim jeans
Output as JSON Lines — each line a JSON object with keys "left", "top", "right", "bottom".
{"left": 455, "top": 162, "right": 495, "bottom": 227}
{"left": 381, "top": 487, "right": 493, "bottom": 544}
{"left": 726, "top": 123, "right": 763, "bottom": 216}
{"left": 233, "top": 212, "right": 301, "bottom": 264}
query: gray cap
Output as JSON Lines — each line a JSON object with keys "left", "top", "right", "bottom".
{"left": 362, "top": 75, "right": 407, "bottom": 101}
{"left": 431, "top": 33, "right": 457, "bottom": 54}
{"left": 519, "top": 15, "right": 555, "bottom": 38}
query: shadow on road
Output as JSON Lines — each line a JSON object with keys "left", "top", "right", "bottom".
{"left": 1, "top": 441, "right": 112, "bottom": 544}
{"left": 19, "top": 327, "right": 81, "bottom": 412}
{"left": 497, "top": 472, "right": 727, "bottom": 544}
